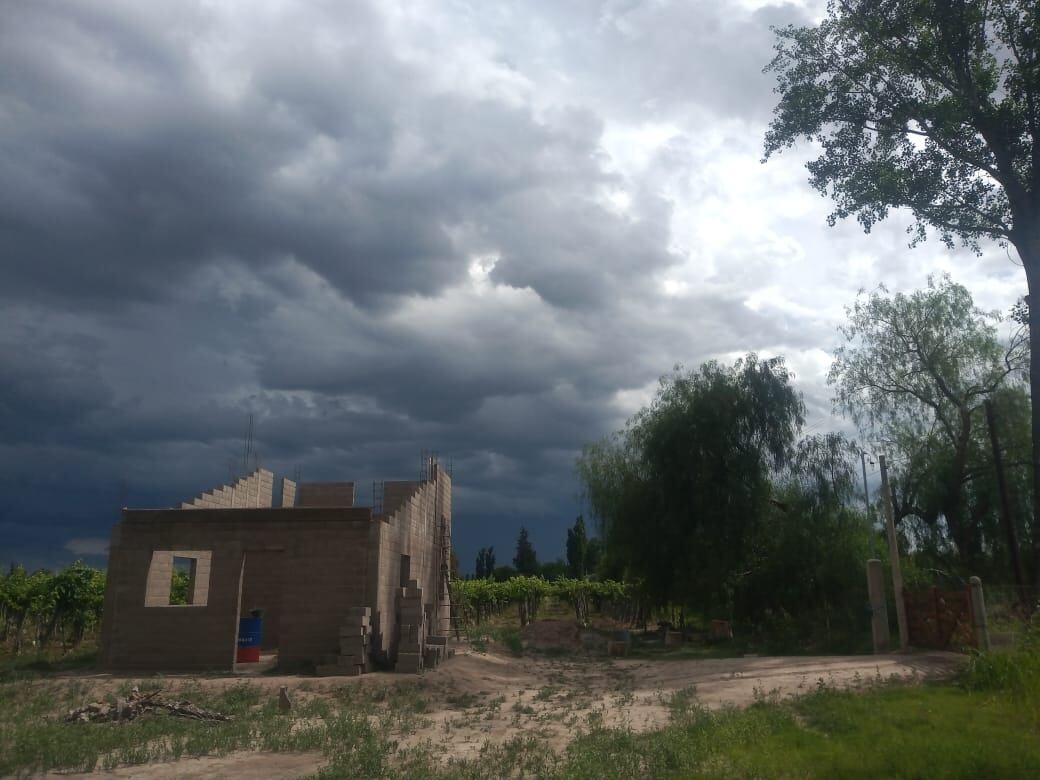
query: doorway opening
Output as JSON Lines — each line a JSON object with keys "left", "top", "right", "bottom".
{"left": 235, "top": 550, "right": 284, "bottom": 672}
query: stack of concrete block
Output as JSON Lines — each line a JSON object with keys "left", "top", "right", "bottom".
{"left": 395, "top": 580, "right": 425, "bottom": 674}
{"left": 338, "top": 607, "right": 372, "bottom": 674}
{"left": 316, "top": 606, "right": 371, "bottom": 676}
{"left": 423, "top": 634, "right": 452, "bottom": 668}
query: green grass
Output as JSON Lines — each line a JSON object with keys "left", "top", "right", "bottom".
{"left": 552, "top": 683, "right": 1040, "bottom": 779}
{"left": 0, "top": 679, "right": 357, "bottom": 778}
{"left": 4, "top": 639, "right": 1040, "bottom": 778}
{"left": 462, "top": 624, "right": 523, "bottom": 656}
{"left": 0, "top": 645, "right": 100, "bottom": 682}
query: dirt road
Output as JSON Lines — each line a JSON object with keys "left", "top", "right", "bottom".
{"left": 43, "top": 645, "right": 963, "bottom": 777}
{"left": 400, "top": 645, "right": 962, "bottom": 757}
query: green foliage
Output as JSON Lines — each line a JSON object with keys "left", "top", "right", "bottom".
{"left": 1, "top": 563, "right": 105, "bottom": 654}
{"left": 46, "top": 563, "right": 106, "bottom": 645}
{"left": 538, "top": 559, "right": 568, "bottom": 581}
{"left": 736, "top": 434, "right": 881, "bottom": 649}
{"left": 451, "top": 577, "right": 631, "bottom": 629}
{"left": 559, "top": 685, "right": 1040, "bottom": 779}
{"left": 765, "top": 0, "right": 1040, "bottom": 586}
{"left": 554, "top": 577, "right": 629, "bottom": 629}
{"left": 830, "top": 277, "right": 1022, "bottom": 435}
{"left": 962, "top": 619, "right": 1040, "bottom": 724}
{"left": 585, "top": 537, "right": 603, "bottom": 576}
{"left": 169, "top": 567, "right": 190, "bottom": 606}
{"left": 513, "top": 527, "right": 538, "bottom": 576}
{"left": 765, "top": 0, "right": 1037, "bottom": 253}
{"left": 491, "top": 565, "right": 517, "bottom": 582}
{"left": 473, "top": 547, "right": 496, "bottom": 579}
{"left": 578, "top": 354, "right": 804, "bottom": 612}
{"left": 503, "top": 575, "right": 549, "bottom": 627}
{"left": 5, "top": 672, "right": 1040, "bottom": 778}
{"left": 829, "top": 277, "right": 1027, "bottom": 569}
{"left": 565, "top": 516, "right": 588, "bottom": 578}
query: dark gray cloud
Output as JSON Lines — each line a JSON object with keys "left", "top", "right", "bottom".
{"left": 1, "top": 0, "right": 1024, "bottom": 574}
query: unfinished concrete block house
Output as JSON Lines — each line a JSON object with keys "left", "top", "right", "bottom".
{"left": 99, "top": 459, "right": 453, "bottom": 674}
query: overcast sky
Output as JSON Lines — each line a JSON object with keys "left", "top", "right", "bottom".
{"left": 0, "top": 0, "right": 1027, "bottom": 573}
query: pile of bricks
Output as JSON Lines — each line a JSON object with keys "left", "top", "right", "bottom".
{"left": 339, "top": 607, "right": 372, "bottom": 674}
{"left": 395, "top": 580, "right": 425, "bottom": 673}
{"left": 316, "top": 606, "right": 370, "bottom": 676}
{"left": 424, "top": 634, "right": 450, "bottom": 668}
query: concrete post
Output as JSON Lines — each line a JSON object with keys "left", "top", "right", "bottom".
{"left": 866, "top": 559, "right": 890, "bottom": 653}
{"left": 879, "top": 456, "right": 909, "bottom": 650}
{"left": 969, "top": 576, "right": 990, "bottom": 651}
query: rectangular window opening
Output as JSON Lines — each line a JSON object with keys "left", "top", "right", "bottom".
{"left": 170, "top": 556, "right": 197, "bottom": 605}
{"left": 144, "top": 550, "right": 212, "bottom": 607}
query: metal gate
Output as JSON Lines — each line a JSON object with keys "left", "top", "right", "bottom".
{"left": 903, "top": 587, "right": 976, "bottom": 650}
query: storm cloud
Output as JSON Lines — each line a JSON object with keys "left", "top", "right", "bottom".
{"left": 0, "top": 0, "right": 1026, "bottom": 571}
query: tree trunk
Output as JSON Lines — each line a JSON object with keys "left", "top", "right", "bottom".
{"left": 12, "top": 613, "right": 26, "bottom": 654}
{"left": 945, "top": 414, "right": 975, "bottom": 567}
{"left": 1024, "top": 250, "right": 1040, "bottom": 594}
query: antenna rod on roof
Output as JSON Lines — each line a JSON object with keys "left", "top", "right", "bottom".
{"left": 242, "top": 413, "right": 254, "bottom": 475}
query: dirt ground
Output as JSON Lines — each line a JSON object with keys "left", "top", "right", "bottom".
{"left": 41, "top": 642, "right": 963, "bottom": 778}
{"left": 42, "top": 752, "right": 326, "bottom": 780}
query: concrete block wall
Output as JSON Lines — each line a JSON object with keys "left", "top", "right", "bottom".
{"left": 369, "top": 466, "right": 452, "bottom": 663}
{"left": 239, "top": 549, "right": 284, "bottom": 649}
{"left": 101, "top": 463, "right": 452, "bottom": 674}
{"left": 382, "top": 481, "right": 420, "bottom": 516}
{"left": 179, "top": 469, "right": 274, "bottom": 510}
{"left": 281, "top": 478, "right": 297, "bottom": 508}
{"left": 143, "top": 550, "right": 212, "bottom": 606}
{"left": 99, "top": 530, "right": 245, "bottom": 670}
{"left": 296, "top": 482, "right": 355, "bottom": 507}
{"left": 99, "top": 506, "right": 372, "bottom": 671}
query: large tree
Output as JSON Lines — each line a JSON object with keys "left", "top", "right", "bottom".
{"left": 736, "top": 433, "right": 877, "bottom": 640}
{"left": 565, "top": 516, "right": 589, "bottom": 578}
{"left": 829, "top": 276, "right": 1026, "bottom": 565}
{"left": 513, "top": 527, "right": 539, "bottom": 576}
{"left": 474, "top": 547, "right": 496, "bottom": 579}
{"left": 765, "top": 0, "right": 1040, "bottom": 583}
{"left": 578, "top": 354, "right": 804, "bottom": 611}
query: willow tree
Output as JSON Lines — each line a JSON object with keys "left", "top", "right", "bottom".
{"left": 765, "top": 0, "right": 1040, "bottom": 583}
{"left": 577, "top": 355, "right": 804, "bottom": 612}
{"left": 829, "top": 276, "right": 1026, "bottom": 565}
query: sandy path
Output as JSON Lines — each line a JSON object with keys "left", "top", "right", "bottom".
{"left": 396, "top": 646, "right": 963, "bottom": 759}
{"left": 42, "top": 751, "right": 325, "bottom": 780}
{"left": 35, "top": 645, "right": 964, "bottom": 775}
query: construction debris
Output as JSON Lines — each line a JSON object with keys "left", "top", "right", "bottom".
{"left": 64, "top": 686, "right": 233, "bottom": 723}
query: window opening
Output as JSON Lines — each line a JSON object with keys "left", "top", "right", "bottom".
{"left": 170, "top": 556, "right": 197, "bottom": 605}
{"left": 144, "top": 550, "right": 211, "bottom": 607}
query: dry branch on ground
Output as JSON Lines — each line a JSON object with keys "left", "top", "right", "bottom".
{"left": 64, "top": 686, "right": 233, "bottom": 723}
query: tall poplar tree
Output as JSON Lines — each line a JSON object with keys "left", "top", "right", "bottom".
{"left": 513, "top": 527, "right": 538, "bottom": 576}
{"left": 765, "top": 0, "right": 1040, "bottom": 583}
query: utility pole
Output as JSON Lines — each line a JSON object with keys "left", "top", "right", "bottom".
{"left": 878, "top": 455, "right": 908, "bottom": 650}
{"left": 860, "top": 451, "right": 872, "bottom": 520}
{"left": 984, "top": 400, "right": 1029, "bottom": 606}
